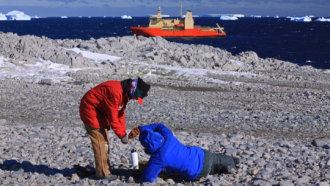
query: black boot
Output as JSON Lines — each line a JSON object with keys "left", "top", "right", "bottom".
{"left": 233, "top": 157, "right": 240, "bottom": 165}
{"left": 214, "top": 164, "right": 233, "bottom": 174}
{"left": 73, "top": 165, "right": 96, "bottom": 178}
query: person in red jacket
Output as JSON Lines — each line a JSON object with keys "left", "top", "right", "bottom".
{"left": 79, "top": 78, "right": 150, "bottom": 180}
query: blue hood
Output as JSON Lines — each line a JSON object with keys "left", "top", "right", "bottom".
{"left": 139, "top": 129, "right": 165, "bottom": 154}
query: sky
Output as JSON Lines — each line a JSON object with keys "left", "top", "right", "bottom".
{"left": 0, "top": 0, "right": 329, "bottom": 17}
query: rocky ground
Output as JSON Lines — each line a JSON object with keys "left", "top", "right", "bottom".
{"left": 0, "top": 32, "right": 330, "bottom": 185}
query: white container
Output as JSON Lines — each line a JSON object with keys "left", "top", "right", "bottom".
{"left": 130, "top": 149, "right": 138, "bottom": 167}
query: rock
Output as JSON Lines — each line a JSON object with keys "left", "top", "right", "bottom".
{"left": 248, "top": 169, "right": 258, "bottom": 175}
{"left": 166, "top": 178, "right": 175, "bottom": 184}
{"left": 71, "top": 53, "right": 92, "bottom": 68}
{"left": 295, "top": 176, "right": 311, "bottom": 184}
{"left": 76, "top": 147, "right": 89, "bottom": 153}
{"left": 78, "top": 42, "right": 89, "bottom": 49}
{"left": 71, "top": 173, "right": 80, "bottom": 182}
{"left": 251, "top": 180, "right": 271, "bottom": 186}
{"left": 127, "top": 176, "right": 135, "bottom": 183}
{"left": 225, "top": 147, "right": 236, "bottom": 155}
{"left": 312, "top": 137, "right": 328, "bottom": 147}
{"left": 279, "top": 180, "right": 294, "bottom": 186}
{"left": 154, "top": 177, "right": 166, "bottom": 184}
{"left": 0, "top": 119, "right": 6, "bottom": 125}
{"left": 88, "top": 180, "right": 97, "bottom": 185}
{"left": 40, "top": 79, "right": 53, "bottom": 85}
{"left": 222, "top": 60, "right": 240, "bottom": 71}
{"left": 317, "top": 182, "right": 330, "bottom": 186}
{"left": 10, "top": 170, "right": 23, "bottom": 178}
{"left": 323, "top": 144, "right": 330, "bottom": 149}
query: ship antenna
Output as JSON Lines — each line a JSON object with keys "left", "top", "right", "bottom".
{"left": 180, "top": 2, "right": 182, "bottom": 19}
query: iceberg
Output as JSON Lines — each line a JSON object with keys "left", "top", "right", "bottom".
{"left": 287, "top": 15, "right": 305, "bottom": 20}
{"left": 6, "top": 11, "right": 31, "bottom": 20}
{"left": 274, "top": 15, "right": 279, "bottom": 18}
{"left": 0, "top": 13, "right": 7, "bottom": 20}
{"left": 182, "top": 15, "right": 199, "bottom": 18}
{"left": 315, "top": 17, "right": 328, "bottom": 22}
{"left": 121, "top": 15, "right": 132, "bottom": 19}
{"left": 291, "top": 16, "right": 311, "bottom": 22}
{"left": 31, "top": 15, "right": 39, "bottom": 19}
{"left": 61, "top": 16, "right": 67, "bottom": 18}
{"left": 220, "top": 15, "right": 238, "bottom": 20}
{"left": 250, "top": 15, "right": 261, "bottom": 18}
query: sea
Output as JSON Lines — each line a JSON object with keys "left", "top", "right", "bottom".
{"left": 0, "top": 17, "right": 329, "bottom": 69}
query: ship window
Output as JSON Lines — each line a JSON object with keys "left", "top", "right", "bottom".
{"left": 188, "top": 17, "right": 190, "bottom": 19}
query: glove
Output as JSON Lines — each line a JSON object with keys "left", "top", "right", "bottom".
{"left": 144, "top": 148, "right": 150, "bottom": 155}
{"left": 121, "top": 134, "right": 128, "bottom": 144}
{"left": 128, "top": 127, "right": 140, "bottom": 139}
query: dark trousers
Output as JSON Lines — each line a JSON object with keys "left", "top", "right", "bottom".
{"left": 195, "top": 149, "right": 236, "bottom": 180}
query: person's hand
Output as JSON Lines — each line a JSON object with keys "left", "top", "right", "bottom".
{"left": 128, "top": 127, "right": 140, "bottom": 139}
{"left": 121, "top": 134, "right": 128, "bottom": 144}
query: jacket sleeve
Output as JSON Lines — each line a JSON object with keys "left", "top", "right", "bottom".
{"left": 104, "top": 94, "right": 126, "bottom": 138}
{"left": 139, "top": 123, "right": 173, "bottom": 140}
{"left": 141, "top": 155, "right": 165, "bottom": 183}
{"left": 118, "top": 110, "right": 125, "bottom": 128}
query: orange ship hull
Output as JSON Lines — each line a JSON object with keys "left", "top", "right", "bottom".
{"left": 131, "top": 27, "right": 226, "bottom": 37}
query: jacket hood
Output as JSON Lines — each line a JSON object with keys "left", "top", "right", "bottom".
{"left": 139, "top": 129, "right": 165, "bottom": 154}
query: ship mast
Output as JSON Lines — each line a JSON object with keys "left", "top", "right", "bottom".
{"left": 180, "top": 2, "right": 182, "bottom": 19}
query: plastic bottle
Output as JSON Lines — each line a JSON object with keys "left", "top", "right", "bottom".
{"left": 131, "top": 149, "right": 138, "bottom": 167}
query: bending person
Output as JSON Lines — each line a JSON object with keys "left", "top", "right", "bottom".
{"left": 129, "top": 123, "right": 239, "bottom": 183}
{"left": 79, "top": 78, "right": 150, "bottom": 180}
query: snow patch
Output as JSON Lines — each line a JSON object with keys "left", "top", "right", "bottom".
{"left": 0, "top": 56, "right": 96, "bottom": 83}
{"left": 65, "top": 48, "right": 121, "bottom": 62}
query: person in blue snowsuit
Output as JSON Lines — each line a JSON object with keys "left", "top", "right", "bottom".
{"left": 128, "top": 123, "right": 238, "bottom": 183}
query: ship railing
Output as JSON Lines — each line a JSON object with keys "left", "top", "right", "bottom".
{"left": 162, "top": 27, "right": 184, "bottom": 31}
{"left": 200, "top": 26, "right": 213, "bottom": 30}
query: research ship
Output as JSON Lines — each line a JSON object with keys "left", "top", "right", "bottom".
{"left": 131, "top": 3, "right": 226, "bottom": 37}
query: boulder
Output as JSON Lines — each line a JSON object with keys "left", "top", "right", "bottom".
{"left": 312, "top": 137, "right": 328, "bottom": 147}
{"left": 222, "top": 60, "right": 241, "bottom": 71}
{"left": 40, "top": 79, "right": 53, "bottom": 85}
{"left": 71, "top": 53, "right": 93, "bottom": 68}
{"left": 61, "top": 40, "right": 75, "bottom": 48}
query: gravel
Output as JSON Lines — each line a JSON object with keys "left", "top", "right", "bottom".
{"left": 0, "top": 33, "right": 329, "bottom": 185}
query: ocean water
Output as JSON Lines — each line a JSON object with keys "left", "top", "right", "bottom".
{"left": 0, "top": 17, "right": 329, "bottom": 69}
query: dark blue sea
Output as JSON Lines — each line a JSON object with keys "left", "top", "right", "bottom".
{"left": 0, "top": 17, "right": 329, "bottom": 69}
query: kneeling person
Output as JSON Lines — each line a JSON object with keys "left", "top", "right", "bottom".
{"left": 129, "top": 123, "right": 239, "bottom": 183}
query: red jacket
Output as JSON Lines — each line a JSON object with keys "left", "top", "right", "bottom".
{"left": 79, "top": 81, "right": 129, "bottom": 138}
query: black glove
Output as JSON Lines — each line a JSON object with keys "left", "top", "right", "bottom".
{"left": 121, "top": 134, "right": 128, "bottom": 144}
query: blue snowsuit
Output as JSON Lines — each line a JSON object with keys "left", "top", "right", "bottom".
{"left": 139, "top": 123, "right": 205, "bottom": 183}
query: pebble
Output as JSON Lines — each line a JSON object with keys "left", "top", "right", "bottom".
{"left": 279, "top": 180, "right": 294, "bottom": 186}
{"left": 0, "top": 119, "right": 6, "bottom": 125}
{"left": 0, "top": 124, "right": 327, "bottom": 185}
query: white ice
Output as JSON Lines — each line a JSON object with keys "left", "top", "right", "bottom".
{"left": 1, "top": 48, "right": 259, "bottom": 85}
{"left": 66, "top": 48, "right": 121, "bottom": 62}
{"left": 0, "top": 56, "right": 96, "bottom": 83}
{"left": 131, "top": 61, "right": 257, "bottom": 85}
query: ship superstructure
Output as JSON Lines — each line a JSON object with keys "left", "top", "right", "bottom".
{"left": 131, "top": 3, "right": 226, "bottom": 37}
